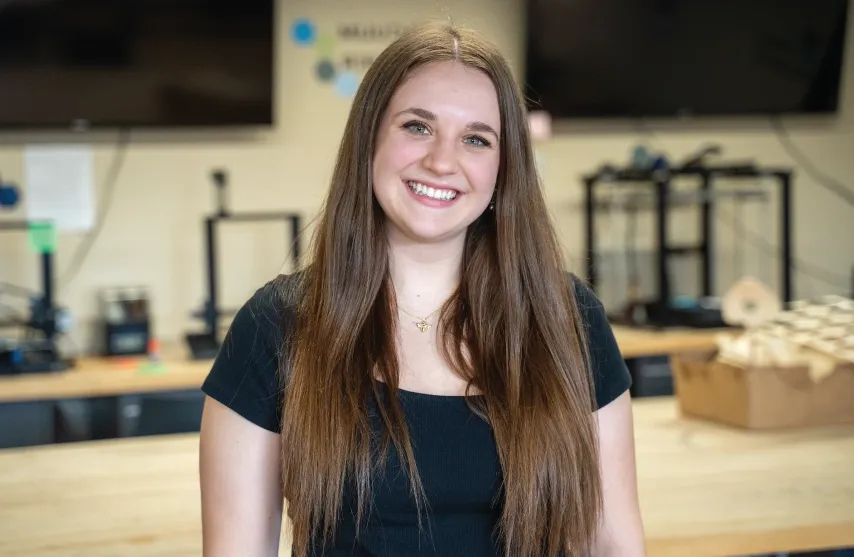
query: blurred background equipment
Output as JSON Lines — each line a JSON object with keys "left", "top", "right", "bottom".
{"left": 98, "top": 286, "right": 151, "bottom": 356}
{"left": 583, "top": 149, "right": 794, "bottom": 329}
{"left": 0, "top": 219, "right": 71, "bottom": 375}
{"left": 0, "top": 175, "right": 20, "bottom": 208}
{"left": 184, "top": 168, "right": 304, "bottom": 359}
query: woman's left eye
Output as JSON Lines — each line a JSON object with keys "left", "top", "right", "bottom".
{"left": 465, "top": 135, "right": 491, "bottom": 148}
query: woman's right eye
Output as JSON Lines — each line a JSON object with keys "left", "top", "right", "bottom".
{"left": 402, "top": 120, "right": 429, "bottom": 135}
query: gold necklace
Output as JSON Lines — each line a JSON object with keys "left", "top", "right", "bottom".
{"left": 398, "top": 304, "right": 442, "bottom": 333}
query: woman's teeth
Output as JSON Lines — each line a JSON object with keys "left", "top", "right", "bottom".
{"left": 407, "top": 181, "right": 457, "bottom": 201}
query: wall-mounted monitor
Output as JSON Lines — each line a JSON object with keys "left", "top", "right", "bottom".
{"left": 0, "top": 0, "right": 275, "bottom": 129}
{"left": 524, "top": 0, "right": 850, "bottom": 118}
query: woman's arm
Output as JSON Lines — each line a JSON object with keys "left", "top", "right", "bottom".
{"left": 593, "top": 390, "right": 646, "bottom": 556}
{"left": 199, "top": 396, "right": 284, "bottom": 557}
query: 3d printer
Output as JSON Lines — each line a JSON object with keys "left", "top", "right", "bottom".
{"left": 184, "top": 169, "right": 303, "bottom": 360}
{"left": 0, "top": 178, "right": 71, "bottom": 374}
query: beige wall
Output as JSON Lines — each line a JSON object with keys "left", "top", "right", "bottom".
{"left": 1, "top": 0, "right": 852, "bottom": 354}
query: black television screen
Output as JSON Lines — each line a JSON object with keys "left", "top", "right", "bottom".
{"left": 524, "top": 0, "right": 850, "bottom": 118}
{"left": 0, "top": 0, "right": 275, "bottom": 129}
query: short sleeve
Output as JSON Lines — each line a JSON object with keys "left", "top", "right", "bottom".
{"left": 571, "top": 275, "right": 632, "bottom": 409}
{"left": 200, "top": 277, "right": 292, "bottom": 433}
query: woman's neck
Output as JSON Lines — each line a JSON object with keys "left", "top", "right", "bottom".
{"left": 387, "top": 235, "right": 464, "bottom": 315}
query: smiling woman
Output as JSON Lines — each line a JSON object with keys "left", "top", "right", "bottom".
{"left": 199, "top": 19, "right": 645, "bottom": 557}
{"left": 373, "top": 63, "right": 500, "bottom": 243}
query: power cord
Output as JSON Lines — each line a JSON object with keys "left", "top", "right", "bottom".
{"left": 625, "top": 196, "right": 641, "bottom": 290}
{"left": 732, "top": 196, "right": 744, "bottom": 280}
{"left": 0, "top": 284, "right": 31, "bottom": 333}
{"left": 0, "top": 295, "right": 23, "bottom": 315}
{"left": 0, "top": 280, "right": 38, "bottom": 298}
{"left": 716, "top": 205, "right": 850, "bottom": 292}
{"left": 59, "top": 128, "right": 131, "bottom": 292}
{"left": 770, "top": 116, "right": 854, "bottom": 208}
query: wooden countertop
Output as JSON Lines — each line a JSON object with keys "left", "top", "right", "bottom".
{"left": 0, "top": 356, "right": 213, "bottom": 403}
{"left": 0, "top": 327, "right": 726, "bottom": 403}
{"left": 613, "top": 325, "right": 727, "bottom": 358}
{"left": 1, "top": 397, "right": 852, "bottom": 557}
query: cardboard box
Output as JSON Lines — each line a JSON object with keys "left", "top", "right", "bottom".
{"left": 671, "top": 351, "right": 854, "bottom": 429}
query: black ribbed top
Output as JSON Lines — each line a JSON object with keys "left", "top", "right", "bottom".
{"left": 201, "top": 273, "right": 631, "bottom": 557}
{"left": 312, "top": 385, "right": 503, "bottom": 556}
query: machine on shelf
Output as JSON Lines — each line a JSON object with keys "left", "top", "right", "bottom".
{"left": 98, "top": 286, "right": 151, "bottom": 357}
{"left": 0, "top": 178, "right": 72, "bottom": 374}
{"left": 184, "top": 169, "right": 303, "bottom": 360}
{"left": 582, "top": 149, "right": 794, "bottom": 330}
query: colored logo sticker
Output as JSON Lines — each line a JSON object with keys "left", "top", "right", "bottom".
{"left": 291, "top": 17, "right": 361, "bottom": 99}
{"left": 291, "top": 18, "right": 316, "bottom": 46}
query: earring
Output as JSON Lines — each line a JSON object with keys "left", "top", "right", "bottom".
{"left": 488, "top": 194, "right": 496, "bottom": 211}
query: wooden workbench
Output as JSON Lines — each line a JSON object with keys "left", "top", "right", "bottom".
{"left": 1, "top": 397, "right": 852, "bottom": 557}
{"left": 0, "top": 327, "right": 727, "bottom": 404}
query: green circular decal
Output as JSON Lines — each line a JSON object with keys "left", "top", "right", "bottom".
{"left": 315, "top": 34, "right": 335, "bottom": 58}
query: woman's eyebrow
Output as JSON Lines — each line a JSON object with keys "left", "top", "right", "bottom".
{"left": 395, "top": 106, "right": 499, "bottom": 138}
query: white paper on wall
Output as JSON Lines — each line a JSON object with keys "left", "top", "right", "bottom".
{"left": 24, "top": 144, "right": 95, "bottom": 232}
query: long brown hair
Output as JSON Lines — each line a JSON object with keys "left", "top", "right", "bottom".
{"left": 280, "top": 19, "right": 601, "bottom": 557}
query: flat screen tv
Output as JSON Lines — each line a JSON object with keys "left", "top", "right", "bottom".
{"left": 524, "top": 0, "right": 850, "bottom": 118}
{"left": 0, "top": 0, "right": 275, "bottom": 129}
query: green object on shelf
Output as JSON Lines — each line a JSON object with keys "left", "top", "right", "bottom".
{"left": 138, "top": 361, "right": 167, "bottom": 375}
{"left": 27, "top": 221, "right": 57, "bottom": 253}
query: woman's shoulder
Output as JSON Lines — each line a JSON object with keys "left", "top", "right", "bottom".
{"left": 567, "top": 272, "right": 597, "bottom": 308}
{"left": 566, "top": 272, "right": 606, "bottom": 327}
{"left": 566, "top": 272, "right": 632, "bottom": 409}
{"left": 225, "top": 271, "right": 302, "bottom": 349}
{"left": 200, "top": 271, "right": 304, "bottom": 433}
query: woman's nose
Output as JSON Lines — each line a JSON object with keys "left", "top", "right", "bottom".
{"left": 422, "top": 136, "right": 459, "bottom": 176}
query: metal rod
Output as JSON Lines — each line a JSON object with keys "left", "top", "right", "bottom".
{"left": 291, "top": 214, "right": 302, "bottom": 268}
{"left": 584, "top": 177, "right": 597, "bottom": 291}
{"left": 41, "top": 251, "right": 55, "bottom": 341}
{"left": 205, "top": 217, "right": 218, "bottom": 340}
{"left": 780, "top": 172, "right": 793, "bottom": 303}
{"left": 700, "top": 171, "right": 713, "bottom": 297}
{"left": 655, "top": 178, "right": 669, "bottom": 305}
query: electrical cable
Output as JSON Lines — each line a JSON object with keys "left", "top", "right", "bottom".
{"left": 716, "top": 205, "right": 850, "bottom": 292}
{"left": 770, "top": 116, "right": 854, "bottom": 208}
{"left": 758, "top": 182, "right": 773, "bottom": 287}
{"left": 732, "top": 196, "right": 744, "bottom": 283}
{"left": 59, "top": 128, "right": 131, "bottom": 291}
{"left": 0, "top": 291, "right": 27, "bottom": 332}
{"left": 0, "top": 298, "right": 22, "bottom": 317}
{"left": 599, "top": 182, "right": 622, "bottom": 305}
{"left": 625, "top": 197, "right": 641, "bottom": 288}
{"left": 0, "top": 280, "right": 38, "bottom": 298}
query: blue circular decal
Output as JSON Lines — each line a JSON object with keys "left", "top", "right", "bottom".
{"left": 291, "top": 18, "right": 316, "bottom": 46}
{"left": 335, "top": 71, "right": 359, "bottom": 98}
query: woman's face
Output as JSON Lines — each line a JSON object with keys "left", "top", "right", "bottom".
{"left": 372, "top": 61, "right": 501, "bottom": 245}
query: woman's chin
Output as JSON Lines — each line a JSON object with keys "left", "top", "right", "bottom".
{"left": 389, "top": 221, "right": 467, "bottom": 246}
